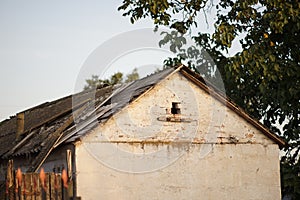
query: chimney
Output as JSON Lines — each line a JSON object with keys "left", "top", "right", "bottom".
{"left": 16, "top": 112, "right": 25, "bottom": 139}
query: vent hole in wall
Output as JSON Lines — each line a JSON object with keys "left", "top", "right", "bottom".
{"left": 171, "top": 102, "right": 181, "bottom": 114}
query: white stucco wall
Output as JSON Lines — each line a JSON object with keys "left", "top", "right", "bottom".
{"left": 75, "top": 72, "right": 281, "bottom": 199}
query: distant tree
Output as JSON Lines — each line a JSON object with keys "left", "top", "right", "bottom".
{"left": 84, "top": 68, "right": 140, "bottom": 90}
{"left": 125, "top": 68, "right": 139, "bottom": 83}
{"left": 110, "top": 72, "right": 124, "bottom": 85}
{"left": 83, "top": 75, "right": 110, "bottom": 90}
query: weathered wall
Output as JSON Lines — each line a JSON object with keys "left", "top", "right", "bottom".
{"left": 76, "top": 72, "right": 281, "bottom": 199}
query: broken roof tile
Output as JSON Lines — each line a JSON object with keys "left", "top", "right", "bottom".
{"left": 0, "top": 65, "right": 285, "bottom": 172}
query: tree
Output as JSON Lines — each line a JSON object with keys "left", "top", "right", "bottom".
{"left": 125, "top": 68, "right": 139, "bottom": 83}
{"left": 83, "top": 74, "right": 111, "bottom": 90}
{"left": 110, "top": 72, "right": 124, "bottom": 85}
{"left": 84, "top": 68, "right": 140, "bottom": 90}
{"left": 83, "top": 73, "right": 122, "bottom": 90}
{"left": 118, "top": 0, "right": 300, "bottom": 198}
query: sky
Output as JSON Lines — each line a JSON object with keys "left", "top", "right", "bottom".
{"left": 0, "top": 1, "right": 239, "bottom": 122}
{"left": 0, "top": 0, "right": 157, "bottom": 121}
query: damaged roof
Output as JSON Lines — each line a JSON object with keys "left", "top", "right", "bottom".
{"left": 0, "top": 65, "right": 285, "bottom": 172}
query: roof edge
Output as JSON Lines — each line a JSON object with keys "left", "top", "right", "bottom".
{"left": 179, "top": 65, "right": 286, "bottom": 148}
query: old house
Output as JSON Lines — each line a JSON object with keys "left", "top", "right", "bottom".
{"left": 0, "top": 65, "right": 285, "bottom": 199}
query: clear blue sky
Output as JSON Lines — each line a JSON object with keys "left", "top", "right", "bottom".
{"left": 0, "top": 0, "right": 154, "bottom": 121}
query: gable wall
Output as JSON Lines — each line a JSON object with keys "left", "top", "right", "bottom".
{"left": 75, "top": 72, "right": 281, "bottom": 199}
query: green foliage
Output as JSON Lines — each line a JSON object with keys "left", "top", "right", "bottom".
{"left": 84, "top": 68, "right": 140, "bottom": 90}
{"left": 119, "top": 0, "right": 300, "bottom": 198}
{"left": 83, "top": 75, "right": 111, "bottom": 90}
{"left": 125, "top": 68, "right": 139, "bottom": 83}
{"left": 110, "top": 72, "right": 124, "bottom": 85}
{"left": 281, "top": 156, "right": 300, "bottom": 198}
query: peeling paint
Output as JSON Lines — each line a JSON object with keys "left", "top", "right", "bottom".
{"left": 75, "top": 72, "right": 281, "bottom": 199}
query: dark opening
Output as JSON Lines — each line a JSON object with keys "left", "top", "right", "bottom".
{"left": 171, "top": 102, "right": 181, "bottom": 114}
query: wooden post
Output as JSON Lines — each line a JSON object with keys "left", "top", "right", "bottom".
{"left": 16, "top": 113, "right": 25, "bottom": 140}
{"left": 6, "top": 160, "right": 13, "bottom": 200}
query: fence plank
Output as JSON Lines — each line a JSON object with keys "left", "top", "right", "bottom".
{"left": 44, "top": 173, "right": 50, "bottom": 200}
{"left": 23, "top": 174, "right": 31, "bottom": 200}
{"left": 15, "top": 174, "right": 20, "bottom": 200}
{"left": 50, "top": 173, "right": 59, "bottom": 200}
{"left": 56, "top": 174, "right": 62, "bottom": 200}
{"left": 8, "top": 169, "right": 65, "bottom": 200}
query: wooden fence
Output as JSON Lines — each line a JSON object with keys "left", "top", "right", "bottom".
{"left": 4, "top": 161, "right": 75, "bottom": 200}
